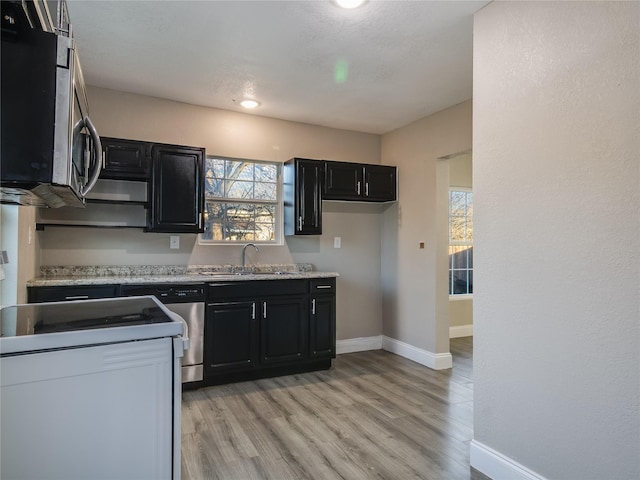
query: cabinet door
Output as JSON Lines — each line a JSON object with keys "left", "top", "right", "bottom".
{"left": 148, "top": 144, "right": 204, "bottom": 233}
{"left": 100, "top": 137, "right": 150, "bottom": 180}
{"left": 324, "top": 161, "right": 363, "bottom": 200}
{"left": 310, "top": 295, "right": 336, "bottom": 359}
{"left": 363, "top": 165, "right": 397, "bottom": 201}
{"left": 205, "top": 301, "right": 258, "bottom": 373}
{"left": 284, "top": 158, "right": 323, "bottom": 235}
{"left": 260, "top": 296, "right": 308, "bottom": 364}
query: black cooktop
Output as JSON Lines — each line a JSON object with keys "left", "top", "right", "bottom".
{"left": 1, "top": 297, "right": 173, "bottom": 338}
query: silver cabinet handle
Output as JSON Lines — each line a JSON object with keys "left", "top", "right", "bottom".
{"left": 298, "top": 216, "right": 303, "bottom": 231}
{"left": 65, "top": 295, "right": 89, "bottom": 300}
{"left": 252, "top": 302, "right": 256, "bottom": 320}
{"left": 79, "top": 116, "right": 103, "bottom": 197}
{"left": 365, "top": 182, "right": 369, "bottom": 196}
{"left": 263, "top": 301, "right": 267, "bottom": 318}
{"left": 312, "top": 298, "right": 316, "bottom": 315}
{"left": 316, "top": 285, "right": 332, "bottom": 289}
{"left": 357, "top": 181, "right": 361, "bottom": 195}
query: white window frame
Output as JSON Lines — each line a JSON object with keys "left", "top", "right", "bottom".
{"left": 198, "top": 156, "right": 283, "bottom": 245}
{"left": 449, "top": 187, "right": 473, "bottom": 297}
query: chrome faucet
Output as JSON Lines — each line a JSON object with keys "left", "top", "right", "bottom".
{"left": 241, "top": 243, "right": 259, "bottom": 273}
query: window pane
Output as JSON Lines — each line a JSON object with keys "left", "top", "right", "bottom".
{"left": 203, "top": 202, "right": 226, "bottom": 240}
{"left": 254, "top": 182, "right": 277, "bottom": 201}
{"left": 450, "top": 246, "right": 469, "bottom": 269}
{"left": 226, "top": 160, "right": 254, "bottom": 181}
{"left": 449, "top": 189, "right": 473, "bottom": 294}
{"left": 204, "top": 158, "right": 225, "bottom": 181}
{"left": 450, "top": 191, "right": 466, "bottom": 216}
{"left": 450, "top": 216, "right": 465, "bottom": 242}
{"left": 226, "top": 180, "right": 254, "bottom": 199}
{"left": 255, "top": 164, "right": 277, "bottom": 183}
{"left": 205, "top": 176, "right": 224, "bottom": 198}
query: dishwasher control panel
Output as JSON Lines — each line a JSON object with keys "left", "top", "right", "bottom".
{"left": 120, "top": 284, "right": 205, "bottom": 303}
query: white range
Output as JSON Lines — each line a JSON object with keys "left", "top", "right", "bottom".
{"left": 0, "top": 296, "right": 187, "bottom": 480}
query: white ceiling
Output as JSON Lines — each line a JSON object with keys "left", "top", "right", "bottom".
{"left": 66, "top": 0, "right": 489, "bottom": 135}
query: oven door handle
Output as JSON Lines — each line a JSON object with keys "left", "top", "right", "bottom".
{"left": 169, "top": 312, "right": 189, "bottom": 353}
{"left": 181, "top": 317, "right": 190, "bottom": 352}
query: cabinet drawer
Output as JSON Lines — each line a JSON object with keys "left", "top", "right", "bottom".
{"left": 309, "top": 278, "right": 335, "bottom": 294}
{"left": 28, "top": 285, "right": 120, "bottom": 303}
{"left": 207, "top": 280, "right": 308, "bottom": 301}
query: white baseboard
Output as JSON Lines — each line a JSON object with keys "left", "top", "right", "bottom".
{"left": 336, "top": 335, "right": 383, "bottom": 354}
{"left": 470, "top": 440, "right": 548, "bottom": 480}
{"left": 336, "top": 335, "right": 453, "bottom": 370}
{"left": 450, "top": 324, "right": 473, "bottom": 338}
{"left": 382, "top": 336, "right": 453, "bottom": 370}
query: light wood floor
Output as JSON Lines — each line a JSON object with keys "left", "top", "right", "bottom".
{"left": 181, "top": 336, "right": 489, "bottom": 480}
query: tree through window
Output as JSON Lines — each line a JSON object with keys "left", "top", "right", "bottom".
{"left": 201, "top": 157, "right": 280, "bottom": 243}
{"left": 449, "top": 189, "right": 473, "bottom": 295}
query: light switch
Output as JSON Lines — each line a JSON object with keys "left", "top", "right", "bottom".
{"left": 170, "top": 236, "right": 180, "bottom": 249}
{"left": 334, "top": 237, "right": 342, "bottom": 249}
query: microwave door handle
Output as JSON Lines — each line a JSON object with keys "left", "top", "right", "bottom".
{"left": 80, "top": 115, "right": 103, "bottom": 197}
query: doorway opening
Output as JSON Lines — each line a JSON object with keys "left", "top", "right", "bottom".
{"left": 437, "top": 150, "right": 473, "bottom": 361}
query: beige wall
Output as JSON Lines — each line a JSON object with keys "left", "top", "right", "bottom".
{"left": 380, "top": 100, "right": 472, "bottom": 355}
{"left": 1, "top": 206, "right": 39, "bottom": 305}
{"left": 35, "top": 87, "right": 385, "bottom": 340}
{"left": 448, "top": 151, "right": 473, "bottom": 330}
{"left": 473, "top": 1, "right": 639, "bottom": 478}
{"left": 448, "top": 151, "right": 472, "bottom": 188}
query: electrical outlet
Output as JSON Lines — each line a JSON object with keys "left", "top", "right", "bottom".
{"left": 334, "top": 237, "right": 341, "bottom": 249}
{"left": 170, "top": 236, "right": 180, "bottom": 249}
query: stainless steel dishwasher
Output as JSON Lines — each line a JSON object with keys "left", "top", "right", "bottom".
{"left": 120, "top": 284, "right": 205, "bottom": 384}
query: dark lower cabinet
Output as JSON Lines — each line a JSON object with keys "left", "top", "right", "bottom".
{"left": 205, "top": 301, "right": 258, "bottom": 372}
{"left": 309, "top": 278, "right": 336, "bottom": 359}
{"left": 310, "top": 295, "right": 336, "bottom": 359}
{"left": 205, "top": 278, "right": 336, "bottom": 385}
{"left": 148, "top": 144, "right": 205, "bottom": 233}
{"left": 260, "top": 296, "right": 307, "bottom": 364}
{"left": 28, "top": 285, "right": 120, "bottom": 303}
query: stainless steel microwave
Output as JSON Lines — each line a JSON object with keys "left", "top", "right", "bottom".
{"left": 0, "top": 1, "right": 102, "bottom": 208}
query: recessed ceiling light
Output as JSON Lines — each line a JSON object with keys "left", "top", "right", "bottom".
{"left": 334, "top": 0, "right": 367, "bottom": 9}
{"left": 240, "top": 99, "right": 260, "bottom": 109}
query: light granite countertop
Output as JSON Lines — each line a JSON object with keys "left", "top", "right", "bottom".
{"left": 27, "top": 264, "right": 339, "bottom": 287}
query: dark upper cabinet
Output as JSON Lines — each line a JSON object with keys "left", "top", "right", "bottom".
{"left": 363, "top": 164, "right": 397, "bottom": 201}
{"left": 100, "top": 137, "right": 150, "bottom": 180}
{"left": 148, "top": 144, "right": 205, "bottom": 233}
{"left": 284, "top": 158, "right": 323, "bottom": 235}
{"left": 323, "top": 161, "right": 362, "bottom": 200}
{"left": 324, "top": 161, "right": 397, "bottom": 202}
